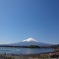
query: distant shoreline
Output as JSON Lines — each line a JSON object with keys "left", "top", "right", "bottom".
{"left": 0, "top": 45, "right": 53, "bottom": 48}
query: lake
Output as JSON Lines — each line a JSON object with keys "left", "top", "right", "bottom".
{"left": 0, "top": 47, "right": 55, "bottom": 55}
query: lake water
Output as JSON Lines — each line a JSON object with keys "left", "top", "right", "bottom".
{"left": 0, "top": 47, "right": 55, "bottom": 55}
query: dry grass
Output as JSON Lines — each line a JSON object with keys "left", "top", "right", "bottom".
{"left": 0, "top": 53, "right": 59, "bottom": 59}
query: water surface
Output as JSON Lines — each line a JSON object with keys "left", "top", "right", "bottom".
{"left": 0, "top": 47, "right": 55, "bottom": 55}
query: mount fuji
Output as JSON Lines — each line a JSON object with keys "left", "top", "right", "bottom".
{"left": 10, "top": 38, "right": 51, "bottom": 47}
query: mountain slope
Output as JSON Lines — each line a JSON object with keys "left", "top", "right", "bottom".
{"left": 10, "top": 42, "right": 51, "bottom": 47}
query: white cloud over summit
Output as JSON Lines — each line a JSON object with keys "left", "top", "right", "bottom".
{"left": 23, "top": 38, "right": 38, "bottom": 42}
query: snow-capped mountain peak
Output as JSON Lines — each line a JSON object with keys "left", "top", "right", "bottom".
{"left": 8, "top": 38, "right": 51, "bottom": 47}
{"left": 22, "top": 38, "right": 38, "bottom": 42}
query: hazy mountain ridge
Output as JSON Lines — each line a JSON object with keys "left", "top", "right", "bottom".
{"left": 0, "top": 38, "right": 53, "bottom": 47}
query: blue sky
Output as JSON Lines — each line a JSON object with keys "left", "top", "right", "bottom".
{"left": 0, "top": 0, "right": 59, "bottom": 44}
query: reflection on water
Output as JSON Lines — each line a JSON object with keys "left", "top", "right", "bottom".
{"left": 0, "top": 47, "right": 55, "bottom": 55}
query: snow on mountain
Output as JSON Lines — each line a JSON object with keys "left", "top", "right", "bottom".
{"left": 22, "top": 38, "right": 38, "bottom": 42}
